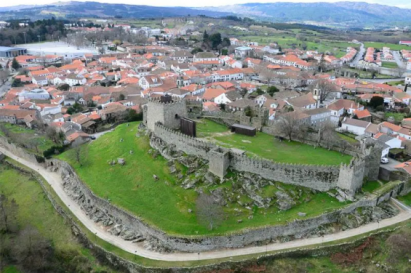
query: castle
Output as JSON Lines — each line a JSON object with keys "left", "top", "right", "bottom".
{"left": 143, "top": 97, "right": 383, "bottom": 196}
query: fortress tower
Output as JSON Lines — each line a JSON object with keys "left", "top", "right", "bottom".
{"left": 145, "top": 97, "right": 188, "bottom": 131}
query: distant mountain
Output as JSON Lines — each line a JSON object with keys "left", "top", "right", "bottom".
{"left": 199, "top": 1, "right": 411, "bottom": 27}
{"left": 1, "top": 1, "right": 411, "bottom": 28}
{"left": 0, "top": 1, "right": 230, "bottom": 21}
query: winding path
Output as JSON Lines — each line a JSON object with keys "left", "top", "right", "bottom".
{"left": 1, "top": 146, "right": 411, "bottom": 262}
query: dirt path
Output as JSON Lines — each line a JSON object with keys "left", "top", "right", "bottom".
{"left": 1, "top": 146, "right": 410, "bottom": 262}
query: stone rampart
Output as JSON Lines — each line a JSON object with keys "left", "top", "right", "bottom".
{"left": 1, "top": 139, "right": 406, "bottom": 253}
{"left": 229, "top": 154, "right": 340, "bottom": 191}
{"left": 154, "top": 123, "right": 344, "bottom": 192}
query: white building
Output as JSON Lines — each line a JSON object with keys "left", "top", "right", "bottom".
{"left": 19, "top": 88, "right": 50, "bottom": 101}
{"left": 341, "top": 117, "right": 370, "bottom": 136}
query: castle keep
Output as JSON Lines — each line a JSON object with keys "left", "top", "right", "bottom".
{"left": 144, "top": 98, "right": 382, "bottom": 196}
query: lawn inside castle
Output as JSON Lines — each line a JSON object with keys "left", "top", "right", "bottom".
{"left": 196, "top": 119, "right": 352, "bottom": 166}
{"left": 58, "top": 122, "right": 352, "bottom": 236}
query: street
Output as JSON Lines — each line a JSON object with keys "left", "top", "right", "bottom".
{"left": 392, "top": 51, "right": 406, "bottom": 70}
{"left": 350, "top": 42, "right": 365, "bottom": 68}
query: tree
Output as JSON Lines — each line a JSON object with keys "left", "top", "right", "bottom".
{"left": 11, "top": 58, "right": 20, "bottom": 70}
{"left": 127, "top": 109, "right": 142, "bottom": 122}
{"left": 0, "top": 69, "right": 10, "bottom": 84}
{"left": 119, "top": 93, "right": 125, "bottom": 101}
{"left": 0, "top": 194, "right": 19, "bottom": 233}
{"left": 12, "top": 226, "right": 54, "bottom": 272}
{"left": 57, "top": 83, "right": 70, "bottom": 91}
{"left": 239, "top": 88, "right": 248, "bottom": 98}
{"left": 369, "top": 96, "right": 384, "bottom": 109}
{"left": 73, "top": 145, "right": 89, "bottom": 167}
{"left": 11, "top": 78, "right": 23, "bottom": 87}
{"left": 196, "top": 192, "right": 224, "bottom": 230}
{"left": 256, "top": 88, "right": 264, "bottom": 95}
{"left": 274, "top": 111, "right": 301, "bottom": 141}
{"left": 267, "top": 86, "right": 280, "bottom": 97}
{"left": 244, "top": 106, "right": 254, "bottom": 117}
{"left": 309, "top": 79, "right": 337, "bottom": 104}
{"left": 46, "top": 126, "right": 64, "bottom": 145}
{"left": 317, "top": 122, "right": 337, "bottom": 149}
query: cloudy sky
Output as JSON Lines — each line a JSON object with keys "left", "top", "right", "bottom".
{"left": 1, "top": 0, "right": 410, "bottom": 8}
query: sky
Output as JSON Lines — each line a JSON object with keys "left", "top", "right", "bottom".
{"left": 0, "top": 0, "right": 410, "bottom": 8}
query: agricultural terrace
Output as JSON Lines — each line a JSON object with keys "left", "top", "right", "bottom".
{"left": 363, "top": 42, "right": 411, "bottom": 51}
{"left": 197, "top": 119, "right": 352, "bottom": 166}
{"left": 58, "top": 122, "right": 350, "bottom": 236}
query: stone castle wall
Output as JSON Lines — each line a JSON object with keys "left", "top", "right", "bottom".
{"left": 154, "top": 123, "right": 343, "bottom": 192}
{"left": 40, "top": 158, "right": 411, "bottom": 253}
{"left": 0, "top": 136, "right": 41, "bottom": 164}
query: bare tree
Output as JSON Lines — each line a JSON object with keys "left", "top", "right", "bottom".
{"left": 0, "top": 194, "right": 19, "bottom": 233}
{"left": 196, "top": 192, "right": 224, "bottom": 230}
{"left": 274, "top": 111, "right": 302, "bottom": 141}
{"left": 12, "top": 226, "right": 53, "bottom": 272}
{"left": 0, "top": 69, "right": 9, "bottom": 84}
{"left": 317, "top": 121, "right": 337, "bottom": 149}
{"left": 309, "top": 79, "right": 338, "bottom": 104}
{"left": 72, "top": 144, "right": 89, "bottom": 167}
{"left": 46, "top": 126, "right": 63, "bottom": 145}
{"left": 395, "top": 66, "right": 407, "bottom": 78}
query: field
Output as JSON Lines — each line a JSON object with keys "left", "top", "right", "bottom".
{"left": 362, "top": 180, "right": 382, "bottom": 193}
{"left": 213, "top": 131, "right": 352, "bottom": 166}
{"left": 58, "top": 122, "right": 350, "bottom": 236}
{"left": 0, "top": 163, "right": 114, "bottom": 272}
{"left": 381, "top": 62, "right": 398, "bottom": 69}
{"left": 364, "top": 42, "right": 411, "bottom": 51}
{"left": 0, "top": 122, "right": 55, "bottom": 155}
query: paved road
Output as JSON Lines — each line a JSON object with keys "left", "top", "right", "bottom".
{"left": 350, "top": 42, "right": 365, "bottom": 68}
{"left": 380, "top": 158, "right": 402, "bottom": 172}
{"left": 1, "top": 146, "right": 411, "bottom": 262}
{"left": 392, "top": 51, "right": 406, "bottom": 70}
{"left": 0, "top": 77, "right": 11, "bottom": 98}
{"left": 91, "top": 128, "right": 114, "bottom": 139}
{"left": 364, "top": 78, "right": 405, "bottom": 84}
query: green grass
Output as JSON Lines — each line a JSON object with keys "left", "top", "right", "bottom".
{"left": 337, "top": 132, "right": 358, "bottom": 144}
{"left": 381, "top": 62, "right": 398, "bottom": 69}
{"left": 364, "top": 42, "right": 411, "bottom": 51}
{"left": 362, "top": 181, "right": 381, "bottom": 193}
{"left": 0, "top": 164, "right": 114, "bottom": 272}
{"left": 1, "top": 266, "right": 21, "bottom": 273}
{"left": 196, "top": 119, "right": 229, "bottom": 138}
{"left": 384, "top": 112, "right": 407, "bottom": 123}
{"left": 0, "top": 122, "right": 54, "bottom": 155}
{"left": 387, "top": 80, "right": 405, "bottom": 86}
{"left": 398, "top": 191, "right": 411, "bottom": 207}
{"left": 57, "top": 122, "right": 350, "bottom": 236}
{"left": 214, "top": 131, "right": 352, "bottom": 166}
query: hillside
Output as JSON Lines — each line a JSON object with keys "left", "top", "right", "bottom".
{"left": 199, "top": 1, "right": 411, "bottom": 28}
{"left": 0, "top": 1, "right": 230, "bottom": 21}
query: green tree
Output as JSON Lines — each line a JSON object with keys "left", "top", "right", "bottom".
{"left": 127, "top": 109, "right": 142, "bottom": 122}
{"left": 119, "top": 93, "right": 125, "bottom": 101}
{"left": 57, "top": 83, "right": 70, "bottom": 91}
{"left": 11, "top": 78, "right": 23, "bottom": 87}
{"left": 11, "top": 58, "right": 20, "bottom": 70}
{"left": 256, "top": 88, "right": 264, "bottom": 95}
{"left": 369, "top": 96, "right": 384, "bottom": 109}
{"left": 267, "top": 86, "right": 280, "bottom": 96}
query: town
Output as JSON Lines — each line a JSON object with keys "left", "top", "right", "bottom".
{"left": 1, "top": 13, "right": 411, "bottom": 273}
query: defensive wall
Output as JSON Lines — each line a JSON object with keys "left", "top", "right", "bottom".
{"left": 153, "top": 122, "right": 369, "bottom": 193}
{"left": 1, "top": 129, "right": 410, "bottom": 254}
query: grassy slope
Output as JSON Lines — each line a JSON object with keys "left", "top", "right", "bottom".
{"left": 196, "top": 119, "right": 229, "bottom": 138}
{"left": 0, "top": 165, "right": 114, "bottom": 272}
{"left": 398, "top": 191, "right": 411, "bottom": 207}
{"left": 0, "top": 122, "right": 54, "bottom": 155}
{"left": 214, "top": 132, "right": 352, "bottom": 166}
{"left": 58, "top": 122, "right": 349, "bottom": 236}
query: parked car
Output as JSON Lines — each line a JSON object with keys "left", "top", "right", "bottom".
{"left": 90, "top": 136, "right": 96, "bottom": 140}
{"left": 381, "top": 157, "right": 389, "bottom": 164}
